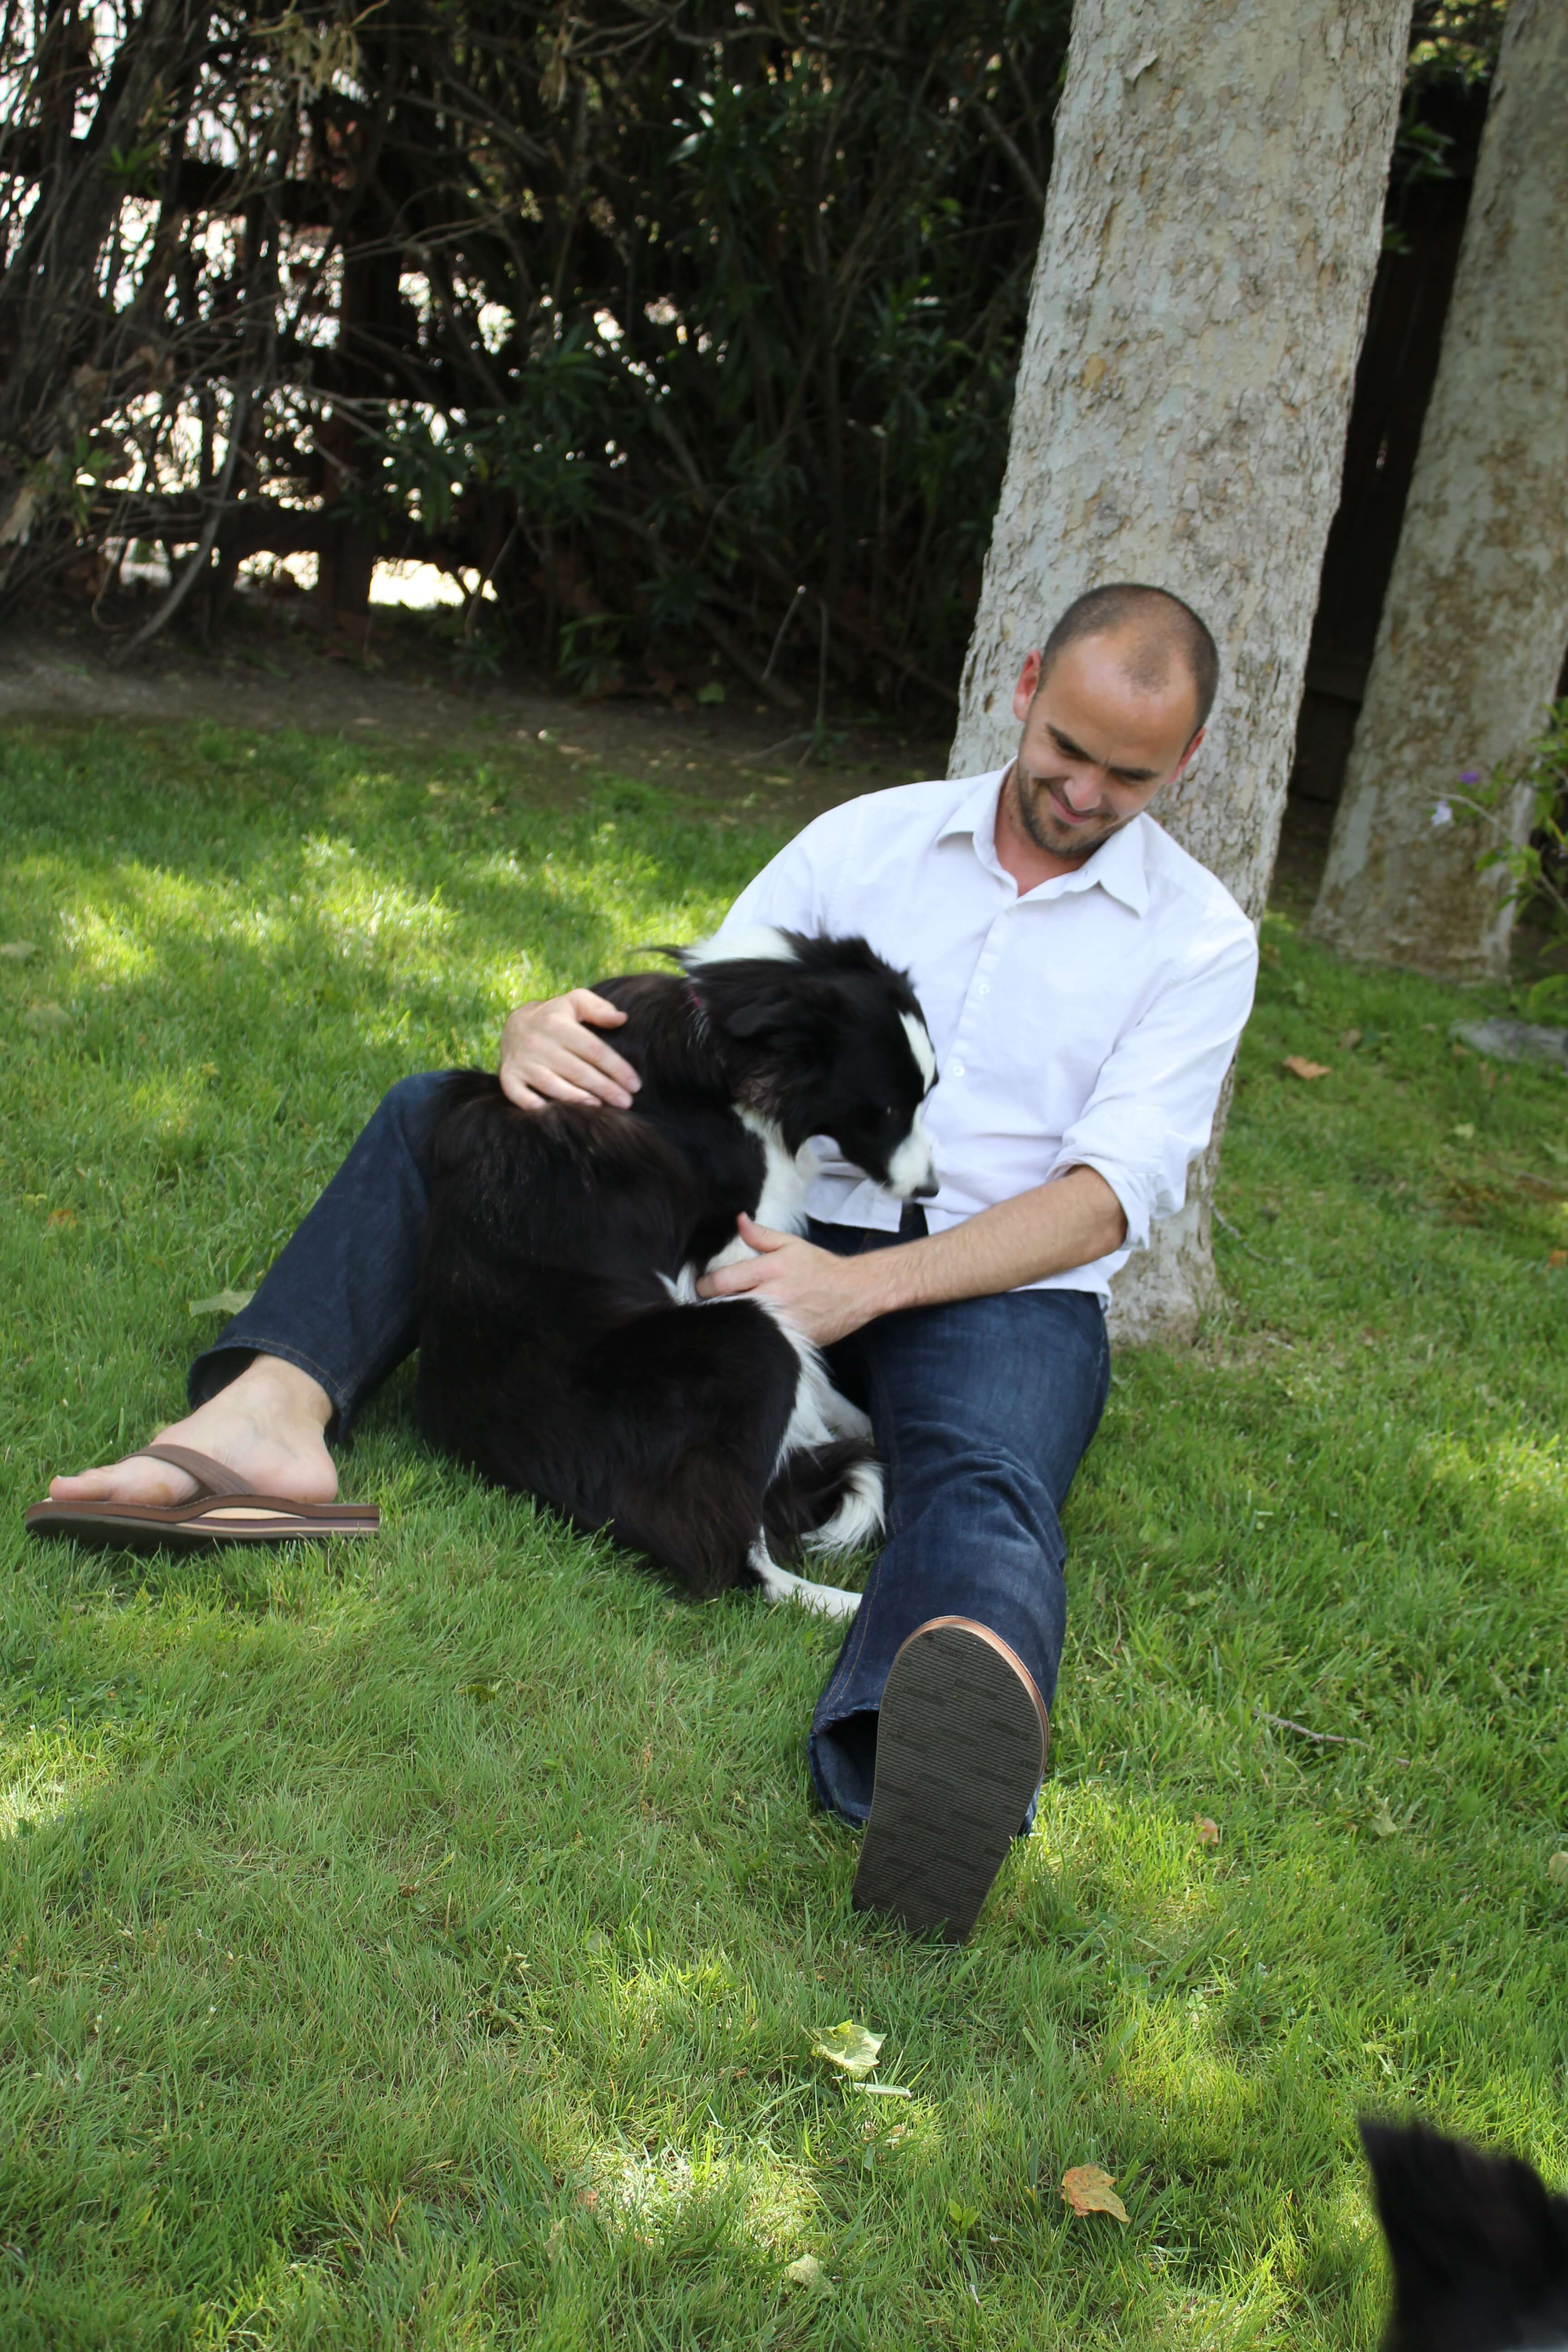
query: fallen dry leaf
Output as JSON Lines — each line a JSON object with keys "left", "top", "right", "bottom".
{"left": 1061, "top": 2165, "right": 1129, "bottom": 2223}
{"left": 22, "top": 1001, "right": 70, "bottom": 1033}
{"left": 1370, "top": 1798, "right": 1401, "bottom": 1838}
{"left": 1549, "top": 1250, "right": 1567, "bottom": 1269}
{"left": 1549, "top": 1853, "right": 1568, "bottom": 1885}
{"left": 808, "top": 2021, "right": 883, "bottom": 2079}
{"left": 46, "top": 1209, "right": 76, "bottom": 1230}
{"left": 188, "top": 1289, "right": 256, "bottom": 1318}
{"left": 0, "top": 941, "right": 37, "bottom": 959}
{"left": 1195, "top": 1816, "right": 1219, "bottom": 1846}
{"left": 1338, "top": 1027, "right": 1362, "bottom": 1051}
{"left": 1282, "top": 1056, "right": 1331, "bottom": 1081}
{"left": 783, "top": 2253, "right": 830, "bottom": 2289}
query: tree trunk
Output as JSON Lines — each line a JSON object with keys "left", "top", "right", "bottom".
{"left": 947, "top": 0, "right": 1411, "bottom": 1345}
{"left": 1308, "top": 0, "right": 1568, "bottom": 983}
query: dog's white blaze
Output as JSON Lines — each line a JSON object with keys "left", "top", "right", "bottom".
{"left": 748, "top": 1536, "right": 861, "bottom": 1620}
{"left": 806, "top": 1456, "right": 885, "bottom": 1555}
{"left": 900, "top": 1009, "right": 937, "bottom": 1092}
{"left": 688, "top": 925, "right": 799, "bottom": 969}
{"left": 886, "top": 1106, "right": 937, "bottom": 1200}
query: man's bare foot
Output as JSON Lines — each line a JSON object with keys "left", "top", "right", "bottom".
{"left": 46, "top": 1356, "right": 338, "bottom": 1509}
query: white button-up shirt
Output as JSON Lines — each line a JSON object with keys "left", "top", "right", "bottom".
{"left": 715, "top": 766, "right": 1259, "bottom": 1303}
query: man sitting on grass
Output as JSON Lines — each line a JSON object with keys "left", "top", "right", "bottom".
{"left": 39, "top": 582, "right": 1257, "bottom": 1944}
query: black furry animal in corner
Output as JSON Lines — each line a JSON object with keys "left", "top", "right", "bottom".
{"left": 415, "top": 929, "right": 938, "bottom": 1614}
{"left": 1364, "top": 2117, "right": 1568, "bottom": 2351}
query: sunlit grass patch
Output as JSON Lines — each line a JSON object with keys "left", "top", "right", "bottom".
{"left": 3, "top": 720, "right": 1567, "bottom": 2347}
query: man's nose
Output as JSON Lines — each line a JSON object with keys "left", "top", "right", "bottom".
{"left": 1063, "top": 769, "right": 1102, "bottom": 809}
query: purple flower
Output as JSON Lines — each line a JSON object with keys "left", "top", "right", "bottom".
{"left": 1459, "top": 770, "right": 1481, "bottom": 784}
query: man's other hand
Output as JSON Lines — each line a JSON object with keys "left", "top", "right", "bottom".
{"left": 498, "top": 989, "right": 642, "bottom": 1111}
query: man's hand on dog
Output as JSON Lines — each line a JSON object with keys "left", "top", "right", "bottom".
{"left": 696, "top": 1214, "right": 880, "bottom": 1345}
{"left": 499, "top": 990, "right": 642, "bottom": 1111}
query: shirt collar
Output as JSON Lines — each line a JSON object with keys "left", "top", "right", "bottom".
{"left": 938, "top": 768, "right": 1150, "bottom": 917}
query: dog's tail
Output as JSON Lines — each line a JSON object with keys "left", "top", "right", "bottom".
{"left": 764, "top": 1440, "right": 884, "bottom": 1561}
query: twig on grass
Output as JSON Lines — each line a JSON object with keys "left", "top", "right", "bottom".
{"left": 1255, "top": 1705, "right": 1410, "bottom": 1768}
{"left": 1213, "top": 1207, "right": 1266, "bottom": 1261}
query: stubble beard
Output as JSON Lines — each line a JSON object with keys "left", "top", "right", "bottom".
{"left": 1009, "top": 761, "right": 1128, "bottom": 864}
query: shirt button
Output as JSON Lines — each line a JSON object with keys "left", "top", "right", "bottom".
{"left": 950, "top": 1059, "right": 966, "bottom": 1078}
{"left": 974, "top": 981, "right": 990, "bottom": 996}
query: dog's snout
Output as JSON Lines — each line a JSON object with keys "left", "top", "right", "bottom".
{"left": 912, "top": 1179, "right": 939, "bottom": 1200}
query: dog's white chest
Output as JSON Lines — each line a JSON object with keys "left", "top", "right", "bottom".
{"left": 700, "top": 1114, "right": 813, "bottom": 1274}
{"left": 743, "top": 1111, "right": 812, "bottom": 1233}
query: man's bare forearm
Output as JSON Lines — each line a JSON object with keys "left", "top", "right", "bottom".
{"left": 849, "top": 1167, "right": 1127, "bottom": 1320}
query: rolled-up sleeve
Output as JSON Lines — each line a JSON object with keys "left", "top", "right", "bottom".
{"left": 1046, "top": 922, "right": 1258, "bottom": 1251}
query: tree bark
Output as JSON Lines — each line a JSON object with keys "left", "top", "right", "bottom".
{"left": 1308, "top": 0, "right": 1568, "bottom": 983}
{"left": 947, "top": 0, "right": 1411, "bottom": 1345}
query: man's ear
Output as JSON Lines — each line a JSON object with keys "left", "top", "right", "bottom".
{"left": 1011, "top": 650, "right": 1043, "bottom": 724}
{"left": 1173, "top": 724, "right": 1206, "bottom": 779}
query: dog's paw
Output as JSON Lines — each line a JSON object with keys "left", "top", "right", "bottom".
{"left": 822, "top": 1388, "right": 874, "bottom": 1446}
{"left": 748, "top": 1540, "right": 862, "bottom": 1618}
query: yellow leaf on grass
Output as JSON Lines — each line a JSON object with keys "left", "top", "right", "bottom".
{"left": 1061, "top": 2165, "right": 1129, "bottom": 2223}
{"left": 1548, "top": 1852, "right": 1568, "bottom": 1885}
{"left": 1282, "top": 1056, "right": 1331, "bottom": 1081}
{"left": 1195, "top": 1816, "right": 1220, "bottom": 1846}
{"left": 188, "top": 1289, "right": 256, "bottom": 1318}
{"left": 783, "top": 2254, "right": 830, "bottom": 2289}
{"left": 808, "top": 2021, "right": 883, "bottom": 2079}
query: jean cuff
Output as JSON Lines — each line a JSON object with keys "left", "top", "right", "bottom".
{"left": 187, "top": 1336, "right": 353, "bottom": 1439}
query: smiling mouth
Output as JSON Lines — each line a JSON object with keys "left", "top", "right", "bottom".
{"left": 1039, "top": 781, "right": 1102, "bottom": 827}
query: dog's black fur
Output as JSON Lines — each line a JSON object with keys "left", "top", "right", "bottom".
{"left": 415, "top": 931, "right": 937, "bottom": 1606}
{"left": 1364, "top": 2118, "right": 1568, "bottom": 2351}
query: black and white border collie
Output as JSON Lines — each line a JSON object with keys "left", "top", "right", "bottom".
{"left": 1363, "top": 2117, "right": 1568, "bottom": 2351}
{"left": 415, "top": 928, "right": 938, "bottom": 1615}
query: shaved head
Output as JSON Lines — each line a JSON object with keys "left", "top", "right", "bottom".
{"left": 1038, "top": 583, "right": 1219, "bottom": 736}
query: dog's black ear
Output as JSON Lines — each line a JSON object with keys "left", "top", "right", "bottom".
{"left": 707, "top": 976, "right": 835, "bottom": 1043}
{"left": 1361, "top": 2117, "right": 1568, "bottom": 2349}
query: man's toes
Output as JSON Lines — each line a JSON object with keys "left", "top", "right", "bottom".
{"left": 45, "top": 1460, "right": 194, "bottom": 1506}
{"left": 47, "top": 1470, "right": 110, "bottom": 1501}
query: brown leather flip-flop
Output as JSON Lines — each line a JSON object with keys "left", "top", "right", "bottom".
{"left": 23, "top": 1442, "right": 379, "bottom": 1552}
{"left": 851, "top": 1616, "right": 1047, "bottom": 1944}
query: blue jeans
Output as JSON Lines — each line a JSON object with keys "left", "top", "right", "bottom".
{"left": 192, "top": 1074, "right": 1111, "bottom": 1826}
{"left": 808, "top": 1225, "right": 1108, "bottom": 1823}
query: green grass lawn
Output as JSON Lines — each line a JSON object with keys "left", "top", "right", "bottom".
{"left": 3, "top": 720, "right": 1567, "bottom": 2351}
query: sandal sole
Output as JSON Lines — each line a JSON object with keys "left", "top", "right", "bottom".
{"left": 23, "top": 1504, "right": 377, "bottom": 1551}
{"left": 851, "top": 1619, "right": 1045, "bottom": 1943}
